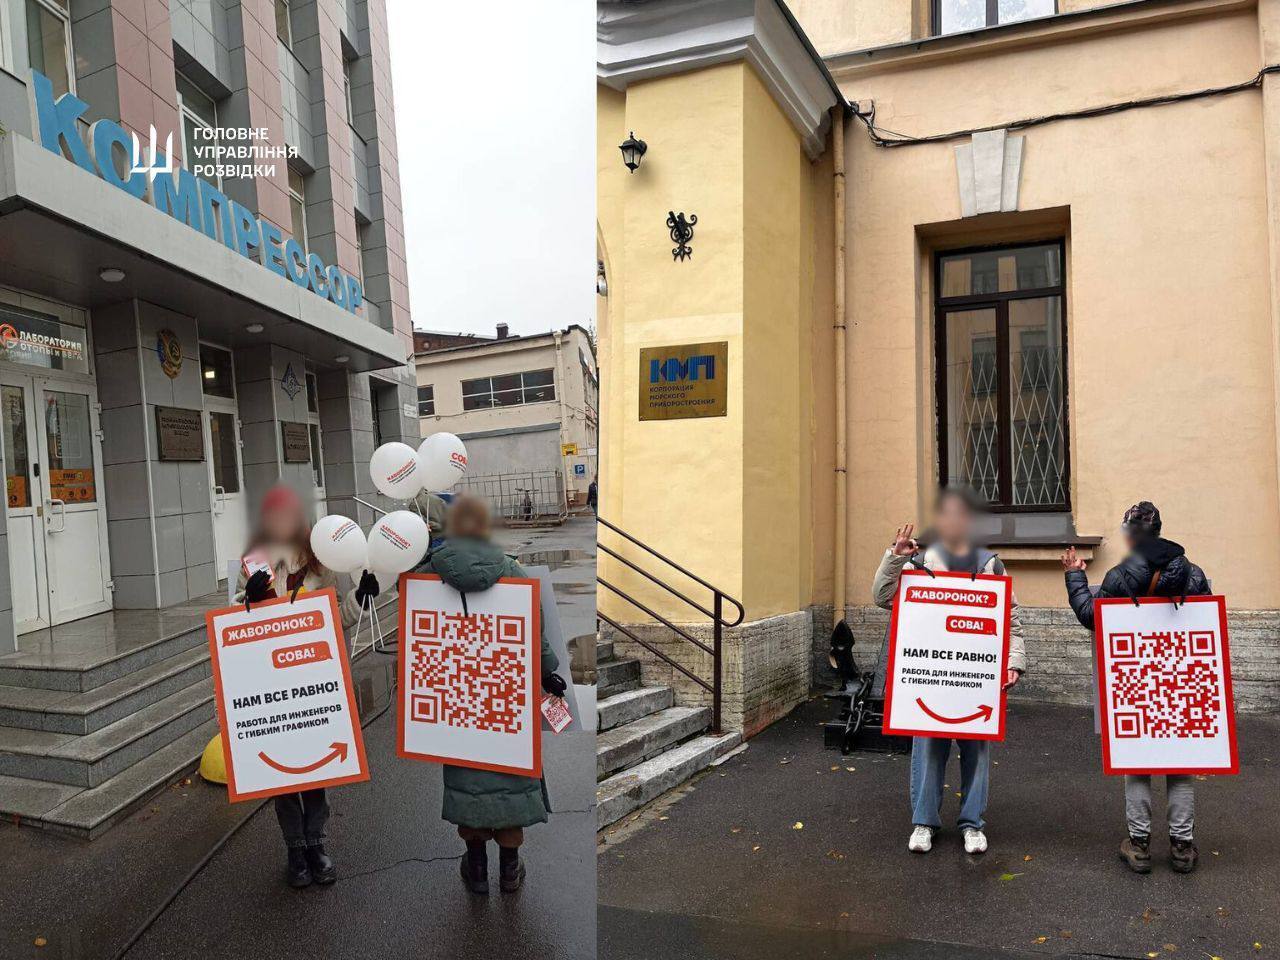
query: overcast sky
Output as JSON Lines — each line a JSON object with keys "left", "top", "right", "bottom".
{"left": 386, "top": 1, "right": 595, "bottom": 339}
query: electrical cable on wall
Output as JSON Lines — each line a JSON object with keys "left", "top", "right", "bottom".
{"left": 853, "top": 64, "right": 1280, "bottom": 147}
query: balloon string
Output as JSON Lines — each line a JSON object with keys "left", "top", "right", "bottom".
{"left": 352, "top": 496, "right": 389, "bottom": 516}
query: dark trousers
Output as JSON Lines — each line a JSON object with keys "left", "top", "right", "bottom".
{"left": 458, "top": 825, "right": 524, "bottom": 849}
{"left": 274, "top": 789, "right": 329, "bottom": 849}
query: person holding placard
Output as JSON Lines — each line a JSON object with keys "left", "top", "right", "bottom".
{"left": 413, "top": 495, "right": 569, "bottom": 894}
{"left": 1061, "top": 501, "right": 1210, "bottom": 875}
{"left": 236, "top": 485, "right": 381, "bottom": 888}
{"left": 872, "top": 487, "right": 1027, "bottom": 857}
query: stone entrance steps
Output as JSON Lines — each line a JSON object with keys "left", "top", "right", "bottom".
{"left": 0, "top": 597, "right": 397, "bottom": 839}
{"left": 595, "top": 640, "right": 740, "bottom": 829}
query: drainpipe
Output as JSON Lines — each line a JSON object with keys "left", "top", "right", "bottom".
{"left": 832, "top": 106, "right": 849, "bottom": 628}
{"left": 553, "top": 330, "right": 571, "bottom": 515}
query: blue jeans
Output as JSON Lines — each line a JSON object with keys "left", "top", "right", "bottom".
{"left": 909, "top": 737, "right": 991, "bottom": 831}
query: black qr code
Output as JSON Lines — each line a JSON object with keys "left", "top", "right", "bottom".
{"left": 408, "top": 610, "right": 528, "bottom": 734}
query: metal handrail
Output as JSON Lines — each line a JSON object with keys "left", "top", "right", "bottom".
{"left": 596, "top": 515, "right": 744, "bottom": 732}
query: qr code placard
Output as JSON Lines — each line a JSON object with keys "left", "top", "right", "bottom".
{"left": 408, "top": 611, "right": 528, "bottom": 734}
{"left": 1096, "top": 597, "right": 1237, "bottom": 775}
{"left": 397, "top": 575, "right": 541, "bottom": 776}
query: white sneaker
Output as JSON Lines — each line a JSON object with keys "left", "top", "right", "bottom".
{"left": 963, "top": 828, "right": 988, "bottom": 854}
{"left": 908, "top": 826, "right": 934, "bottom": 853}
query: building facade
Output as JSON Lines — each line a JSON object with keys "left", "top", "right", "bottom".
{"left": 414, "top": 324, "right": 599, "bottom": 510}
{"left": 597, "top": 0, "right": 1280, "bottom": 735}
{"left": 0, "top": 0, "right": 415, "bottom": 653}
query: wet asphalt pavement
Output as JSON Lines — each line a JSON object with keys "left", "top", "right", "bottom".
{"left": 0, "top": 517, "right": 600, "bottom": 960}
{"left": 598, "top": 698, "right": 1280, "bottom": 960}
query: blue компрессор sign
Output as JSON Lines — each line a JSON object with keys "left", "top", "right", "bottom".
{"left": 30, "top": 71, "right": 364, "bottom": 315}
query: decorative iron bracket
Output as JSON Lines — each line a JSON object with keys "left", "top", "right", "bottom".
{"left": 667, "top": 211, "right": 697, "bottom": 262}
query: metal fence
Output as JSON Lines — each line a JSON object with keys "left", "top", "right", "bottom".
{"left": 455, "top": 470, "right": 568, "bottom": 523}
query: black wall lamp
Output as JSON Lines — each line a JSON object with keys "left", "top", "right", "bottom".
{"left": 667, "top": 211, "right": 696, "bottom": 262}
{"left": 619, "top": 131, "right": 647, "bottom": 172}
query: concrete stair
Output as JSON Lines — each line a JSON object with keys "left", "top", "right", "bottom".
{"left": 0, "top": 595, "right": 398, "bottom": 839}
{"left": 595, "top": 641, "right": 741, "bottom": 829}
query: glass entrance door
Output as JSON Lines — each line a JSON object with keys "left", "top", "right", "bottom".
{"left": 205, "top": 402, "right": 246, "bottom": 582}
{"left": 2, "top": 377, "right": 50, "bottom": 631}
{"left": 1, "top": 372, "right": 112, "bottom": 632}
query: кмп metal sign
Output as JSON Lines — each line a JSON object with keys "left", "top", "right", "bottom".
{"left": 29, "top": 71, "right": 364, "bottom": 316}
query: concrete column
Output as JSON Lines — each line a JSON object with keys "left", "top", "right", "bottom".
{"left": 234, "top": 343, "right": 313, "bottom": 516}
{"left": 94, "top": 299, "right": 217, "bottom": 608}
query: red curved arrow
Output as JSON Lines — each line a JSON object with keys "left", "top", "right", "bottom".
{"left": 258, "top": 741, "right": 349, "bottom": 775}
{"left": 915, "top": 699, "right": 993, "bottom": 725}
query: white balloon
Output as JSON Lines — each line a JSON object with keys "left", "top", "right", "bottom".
{"left": 366, "top": 510, "right": 430, "bottom": 575}
{"left": 417, "top": 432, "right": 468, "bottom": 492}
{"left": 369, "top": 441, "right": 423, "bottom": 500}
{"left": 310, "top": 515, "right": 368, "bottom": 574}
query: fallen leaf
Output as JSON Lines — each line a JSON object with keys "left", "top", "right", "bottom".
{"left": 1216, "top": 907, "right": 1230, "bottom": 919}
{"left": 1142, "top": 908, "right": 1160, "bottom": 925}
{"left": 1148, "top": 953, "right": 1160, "bottom": 959}
{"left": 1060, "top": 931, "right": 1072, "bottom": 939}
{"left": 34, "top": 938, "right": 46, "bottom": 948}
{"left": 954, "top": 792, "right": 963, "bottom": 798}
{"left": 1023, "top": 855, "right": 1034, "bottom": 862}
{"left": 1211, "top": 850, "right": 1220, "bottom": 857}
{"left": 792, "top": 821, "right": 804, "bottom": 830}
{"left": 658, "top": 816, "right": 669, "bottom": 821}
{"left": 997, "top": 872, "right": 1023, "bottom": 882}
{"left": 1254, "top": 944, "right": 1263, "bottom": 952}
{"left": 839, "top": 911, "right": 849, "bottom": 919}
{"left": 752, "top": 845, "right": 761, "bottom": 852}
{"left": 780, "top": 759, "right": 791, "bottom": 765}
{"left": 730, "top": 826, "right": 741, "bottom": 834}
{"left": 1033, "top": 937, "right": 1048, "bottom": 944}
{"left": 830, "top": 765, "right": 840, "bottom": 771}
{"left": 826, "top": 849, "right": 845, "bottom": 861}
{"left": 845, "top": 766, "right": 856, "bottom": 772}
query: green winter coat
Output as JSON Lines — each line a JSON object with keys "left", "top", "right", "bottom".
{"left": 416, "top": 537, "right": 559, "bottom": 829}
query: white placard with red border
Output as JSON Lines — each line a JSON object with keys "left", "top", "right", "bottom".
{"left": 883, "top": 568, "right": 1011, "bottom": 741}
{"left": 206, "top": 589, "right": 370, "bottom": 802}
{"left": 397, "top": 573, "right": 542, "bottom": 778}
{"left": 1094, "top": 595, "right": 1238, "bottom": 775}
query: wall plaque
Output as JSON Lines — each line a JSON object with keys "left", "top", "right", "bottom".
{"left": 638, "top": 341, "right": 728, "bottom": 421}
{"left": 155, "top": 406, "right": 205, "bottom": 461}
{"left": 281, "top": 421, "right": 312, "bottom": 463}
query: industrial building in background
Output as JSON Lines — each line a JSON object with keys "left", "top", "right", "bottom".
{"left": 413, "top": 323, "right": 598, "bottom": 520}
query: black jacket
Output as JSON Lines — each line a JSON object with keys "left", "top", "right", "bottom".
{"left": 1065, "top": 537, "right": 1210, "bottom": 630}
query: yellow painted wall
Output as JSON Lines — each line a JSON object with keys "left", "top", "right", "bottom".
{"left": 596, "top": 61, "right": 824, "bottom": 623}
{"left": 820, "top": 3, "right": 1280, "bottom": 608}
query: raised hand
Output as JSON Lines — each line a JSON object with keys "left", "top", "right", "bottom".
{"left": 1061, "top": 546, "right": 1086, "bottom": 573}
{"left": 891, "top": 524, "right": 919, "bottom": 558}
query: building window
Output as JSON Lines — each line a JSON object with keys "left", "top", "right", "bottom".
{"left": 933, "top": 0, "right": 1055, "bottom": 35}
{"left": 343, "top": 59, "right": 355, "bottom": 127}
{"left": 27, "top": 0, "right": 73, "bottom": 97}
{"left": 176, "top": 72, "right": 219, "bottom": 187}
{"left": 275, "top": 0, "right": 292, "bottom": 47}
{"left": 935, "top": 241, "right": 1066, "bottom": 510}
{"left": 288, "top": 168, "right": 307, "bottom": 247}
{"left": 417, "top": 385, "right": 434, "bottom": 416}
{"left": 200, "top": 344, "right": 236, "bottom": 399}
{"left": 461, "top": 369, "right": 556, "bottom": 411}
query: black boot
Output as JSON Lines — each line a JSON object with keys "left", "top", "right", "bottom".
{"left": 460, "top": 841, "right": 488, "bottom": 894}
{"left": 1170, "top": 837, "right": 1198, "bottom": 874}
{"left": 498, "top": 846, "right": 525, "bottom": 892}
{"left": 1119, "top": 835, "right": 1152, "bottom": 874}
{"left": 306, "top": 844, "right": 336, "bottom": 885}
{"left": 286, "top": 848, "right": 313, "bottom": 888}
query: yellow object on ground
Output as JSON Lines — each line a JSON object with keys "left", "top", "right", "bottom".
{"left": 199, "top": 732, "right": 227, "bottom": 784}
